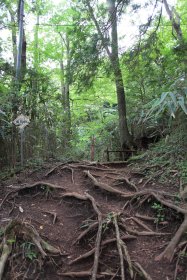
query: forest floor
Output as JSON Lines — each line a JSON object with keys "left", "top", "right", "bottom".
{"left": 0, "top": 160, "right": 187, "bottom": 280}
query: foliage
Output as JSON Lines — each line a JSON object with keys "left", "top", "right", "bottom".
{"left": 0, "top": 0, "right": 187, "bottom": 167}
{"left": 21, "top": 242, "right": 38, "bottom": 260}
{"left": 148, "top": 77, "right": 187, "bottom": 118}
{"left": 151, "top": 202, "right": 165, "bottom": 224}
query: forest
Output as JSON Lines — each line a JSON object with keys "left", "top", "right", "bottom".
{"left": 0, "top": 0, "right": 187, "bottom": 279}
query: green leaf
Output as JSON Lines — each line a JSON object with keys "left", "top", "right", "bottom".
{"left": 167, "top": 101, "right": 176, "bottom": 118}
{"left": 168, "top": 92, "right": 177, "bottom": 107}
{"left": 178, "top": 96, "right": 187, "bottom": 114}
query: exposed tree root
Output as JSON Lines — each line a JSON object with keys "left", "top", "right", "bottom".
{"left": 130, "top": 217, "right": 153, "bottom": 232}
{"left": 17, "top": 181, "right": 67, "bottom": 193}
{"left": 121, "top": 240, "right": 133, "bottom": 279}
{"left": 84, "top": 170, "right": 127, "bottom": 196}
{"left": 133, "top": 261, "right": 153, "bottom": 280}
{"left": 85, "top": 193, "right": 103, "bottom": 280}
{"left": 57, "top": 191, "right": 104, "bottom": 279}
{"left": 60, "top": 192, "right": 88, "bottom": 201}
{"left": 44, "top": 161, "right": 79, "bottom": 177}
{"left": 0, "top": 219, "right": 60, "bottom": 279}
{"left": 113, "top": 177, "right": 138, "bottom": 191}
{"left": 112, "top": 213, "right": 152, "bottom": 280}
{"left": 70, "top": 235, "right": 136, "bottom": 265}
{"left": 113, "top": 214, "right": 125, "bottom": 280}
{"left": 119, "top": 219, "right": 170, "bottom": 236}
{"left": 155, "top": 214, "right": 187, "bottom": 262}
{"left": 70, "top": 164, "right": 115, "bottom": 172}
{"left": 58, "top": 270, "right": 106, "bottom": 278}
{"left": 0, "top": 239, "right": 12, "bottom": 280}
{"left": 135, "top": 213, "right": 155, "bottom": 222}
{"left": 0, "top": 190, "right": 16, "bottom": 209}
{"left": 174, "top": 242, "right": 187, "bottom": 280}
{"left": 73, "top": 221, "right": 99, "bottom": 244}
{"left": 0, "top": 181, "right": 67, "bottom": 209}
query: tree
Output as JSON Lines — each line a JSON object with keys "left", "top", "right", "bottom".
{"left": 84, "top": 0, "right": 133, "bottom": 149}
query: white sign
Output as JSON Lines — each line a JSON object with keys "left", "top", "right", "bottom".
{"left": 13, "top": 114, "right": 30, "bottom": 130}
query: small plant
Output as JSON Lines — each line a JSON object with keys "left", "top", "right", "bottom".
{"left": 21, "top": 242, "right": 37, "bottom": 260}
{"left": 151, "top": 202, "right": 165, "bottom": 224}
{"left": 102, "top": 212, "right": 114, "bottom": 232}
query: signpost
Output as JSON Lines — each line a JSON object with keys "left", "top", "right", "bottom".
{"left": 13, "top": 114, "right": 30, "bottom": 166}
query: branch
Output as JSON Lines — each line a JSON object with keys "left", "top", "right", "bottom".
{"left": 84, "top": 0, "right": 112, "bottom": 60}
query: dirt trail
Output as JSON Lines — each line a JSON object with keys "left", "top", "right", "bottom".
{"left": 0, "top": 161, "right": 186, "bottom": 280}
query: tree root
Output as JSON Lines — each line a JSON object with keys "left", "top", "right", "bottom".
{"left": 58, "top": 191, "right": 103, "bottom": 280}
{"left": 44, "top": 161, "right": 79, "bottom": 177}
{"left": 113, "top": 214, "right": 125, "bottom": 280}
{"left": 174, "top": 242, "right": 187, "bottom": 280}
{"left": 0, "top": 219, "right": 60, "bottom": 279}
{"left": 84, "top": 170, "right": 127, "bottom": 196}
{"left": 18, "top": 181, "right": 67, "bottom": 193}
{"left": 0, "top": 239, "right": 12, "bottom": 280}
{"left": 130, "top": 217, "right": 153, "bottom": 232}
{"left": 133, "top": 261, "right": 153, "bottom": 280}
{"left": 58, "top": 270, "right": 106, "bottom": 278}
{"left": 155, "top": 214, "right": 187, "bottom": 262}
{"left": 73, "top": 221, "right": 99, "bottom": 244}
{"left": 119, "top": 219, "right": 170, "bottom": 236}
{"left": 85, "top": 193, "right": 103, "bottom": 280}
{"left": 0, "top": 181, "right": 67, "bottom": 209}
{"left": 113, "top": 177, "right": 138, "bottom": 191}
{"left": 60, "top": 192, "right": 88, "bottom": 201}
{"left": 70, "top": 235, "right": 136, "bottom": 265}
{"left": 135, "top": 213, "right": 155, "bottom": 222}
{"left": 112, "top": 213, "right": 152, "bottom": 280}
{"left": 69, "top": 163, "right": 115, "bottom": 172}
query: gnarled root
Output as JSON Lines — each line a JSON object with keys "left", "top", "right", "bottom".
{"left": 0, "top": 219, "right": 60, "bottom": 280}
{"left": 155, "top": 214, "right": 187, "bottom": 262}
{"left": 0, "top": 239, "right": 12, "bottom": 280}
{"left": 84, "top": 170, "right": 127, "bottom": 196}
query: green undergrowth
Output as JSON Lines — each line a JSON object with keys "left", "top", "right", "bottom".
{"left": 129, "top": 121, "right": 187, "bottom": 189}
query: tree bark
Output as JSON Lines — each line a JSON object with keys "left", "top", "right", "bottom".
{"left": 163, "top": 0, "right": 183, "bottom": 41}
{"left": 59, "top": 33, "right": 72, "bottom": 145}
{"left": 85, "top": 0, "right": 132, "bottom": 148}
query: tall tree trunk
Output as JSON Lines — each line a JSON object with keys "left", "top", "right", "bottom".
{"left": 108, "top": 0, "right": 132, "bottom": 148}
{"left": 9, "top": 10, "right": 17, "bottom": 68}
{"left": 8, "top": 7, "right": 17, "bottom": 167}
{"left": 59, "top": 33, "right": 71, "bottom": 146}
{"left": 85, "top": 0, "right": 132, "bottom": 148}
{"left": 16, "top": 0, "right": 25, "bottom": 82}
{"left": 163, "top": 0, "right": 183, "bottom": 41}
{"left": 31, "top": 10, "right": 40, "bottom": 120}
